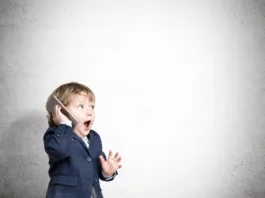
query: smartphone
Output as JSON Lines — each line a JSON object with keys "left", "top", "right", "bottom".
{"left": 47, "top": 95, "right": 78, "bottom": 126}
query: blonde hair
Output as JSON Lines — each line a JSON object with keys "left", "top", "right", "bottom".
{"left": 45, "top": 82, "right": 95, "bottom": 127}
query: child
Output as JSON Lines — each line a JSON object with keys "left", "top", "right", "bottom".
{"left": 43, "top": 82, "right": 122, "bottom": 198}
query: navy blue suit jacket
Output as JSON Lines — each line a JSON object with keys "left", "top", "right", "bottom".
{"left": 43, "top": 124, "right": 117, "bottom": 198}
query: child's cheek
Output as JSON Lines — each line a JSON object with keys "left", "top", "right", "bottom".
{"left": 74, "top": 122, "right": 81, "bottom": 131}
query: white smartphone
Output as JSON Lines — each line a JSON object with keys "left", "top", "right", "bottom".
{"left": 47, "top": 95, "right": 78, "bottom": 126}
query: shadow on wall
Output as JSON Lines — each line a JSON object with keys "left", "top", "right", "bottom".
{"left": 0, "top": 110, "right": 50, "bottom": 198}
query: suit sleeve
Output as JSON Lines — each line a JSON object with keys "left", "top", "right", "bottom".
{"left": 43, "top": 124, "right": 74, "bottom": 162}
{"left": 98, "top": 151, "right": 118, "bottom": 181}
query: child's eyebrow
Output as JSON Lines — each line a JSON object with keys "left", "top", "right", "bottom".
{"left": 78, "top": 100, "right": 95, "bottom": 105}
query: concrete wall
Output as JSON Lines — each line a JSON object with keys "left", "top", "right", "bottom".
{"left": 0, "top": 0, "right": 265, "bottom": 197}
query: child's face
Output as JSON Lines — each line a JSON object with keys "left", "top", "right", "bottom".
{"left": 66, "top": 92, "right": 95, "bottom": 137}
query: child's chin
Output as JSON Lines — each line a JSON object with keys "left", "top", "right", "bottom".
{"left": 82, "top": 129, "right": 90, "bottom": 136}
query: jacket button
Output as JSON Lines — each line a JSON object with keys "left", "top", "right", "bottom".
{"left": 86, "top": 157, "right": 91, "bottom": 162}
{"left": 93, "top": 178, "right": 98, "bottom": 183}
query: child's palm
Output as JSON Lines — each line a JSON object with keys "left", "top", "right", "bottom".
{"left": 100, "top": 150, "right": 122, "bottom": 176}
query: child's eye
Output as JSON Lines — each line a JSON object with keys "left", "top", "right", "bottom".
{"left": 78, "top": 104, "right": 84, "bottom": 109}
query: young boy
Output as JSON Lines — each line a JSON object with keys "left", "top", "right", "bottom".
{"left": 43, "top": 82, "right": 122, "bottom": 198}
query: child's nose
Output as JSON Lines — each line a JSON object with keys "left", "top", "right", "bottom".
{"left": 86, "top": 107, "right": 93, "bottom": 115}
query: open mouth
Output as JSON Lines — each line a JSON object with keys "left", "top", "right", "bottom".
{"left": 84, "top": 120, "right": 91, "bottom": 128}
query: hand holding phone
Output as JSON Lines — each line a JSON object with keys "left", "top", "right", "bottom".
{"left": 52, "top": 105, "right": 71, "bottom": 125}
{"left": 47, "top": 95, "right": 78, "bottom": 126}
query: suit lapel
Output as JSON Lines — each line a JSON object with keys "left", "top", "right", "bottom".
{"left": 73, "top": 134, "right": 90, "bottom": 154}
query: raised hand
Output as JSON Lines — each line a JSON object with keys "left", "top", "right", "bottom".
{"left": 99, "top": 150, "right": 122, "bottom": 176}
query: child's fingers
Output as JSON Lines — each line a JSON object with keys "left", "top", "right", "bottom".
{"left": 108, "top": 150, "right": 113, "bottom": 159}
{"left": 99, "top": 155, "right": 105, "bottom": 164}
{"left": 57, "top": 106, "right": 62, "bottom": 115}
{"left": 57, "top": 106, "right": 64, "bottom": 118}
{"left": 116, "top": 156, "right": 122, "bottom": 163}
{"left": 55, "top": 106, "right": 61, "bottom": 118}
{"left": 55, "top": 105, "right": 59, "bottom": 116}
{"left": 113, "top": 152, "right": 119, "bottom": 159}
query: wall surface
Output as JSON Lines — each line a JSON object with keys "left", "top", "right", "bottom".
{"left": 0, "top": 0, "right": 265, "bottom": 197}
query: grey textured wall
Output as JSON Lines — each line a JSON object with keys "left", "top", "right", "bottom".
{"left": 0, "top": 0, "right": 265, "bottom": 198}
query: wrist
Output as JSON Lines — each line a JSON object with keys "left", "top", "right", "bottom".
{"left": 60, "top": 120, "right": 72, "bottom": 127}
{"left": 104, "top": 170, "right": 116, "bottom": 177}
